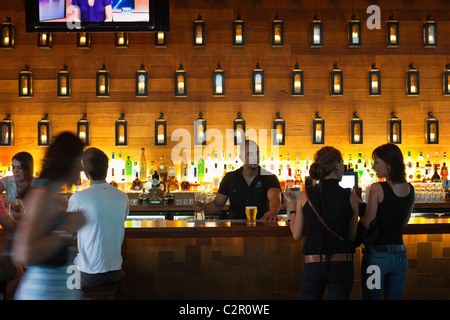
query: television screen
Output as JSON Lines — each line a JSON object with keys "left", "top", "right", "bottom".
{"left": 26, "top": 0, "right": 169, "bottom": 32}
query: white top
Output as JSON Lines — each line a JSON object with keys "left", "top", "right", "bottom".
{"left": 67, "top": 183, "right": 129, "bottom": 274}
{"left": 0, "top": 175, "right": 18, "bottom": 204}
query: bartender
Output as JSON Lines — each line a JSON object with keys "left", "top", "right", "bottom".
{"left": 194, "top": 140, "right": 281, "bottom": 220}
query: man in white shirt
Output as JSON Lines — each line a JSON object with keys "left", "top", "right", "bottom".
{"left": 67, "top": 147, "right": 129, "bottom": 288}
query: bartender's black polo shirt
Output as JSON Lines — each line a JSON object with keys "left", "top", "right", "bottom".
{"left": 218, "top": 166, "right": 281, "bottom": 219}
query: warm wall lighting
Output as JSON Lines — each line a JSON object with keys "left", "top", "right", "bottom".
{"left": 18, "top": 65, "right": 33, "bottom": 98}
{"left": 423, "top": 15, "right": 437, "bottom": 48}
{"left": 77, "top": 113, "right": 89, "bottom": 145}
{"left": 155, "top": 32, "right": 166, "bottom": 47}
{"left": 175, "top": 63, "right": 187, "bottom": 97}
{"left": 233, "top": 112, "right": 246, "bottom": 145}
{"left": 77, "top": 32, "right": 91, "bottom": 49}
{"left": 0, "top": 113, "right": 13, "bottom": 147}
{"left": 233, "top": 14, "right": 245, "bottom": 46}
{"left": 388, "top": 112, "right": 401, "bottom": 144}
{"left": 193, "top": 14, "right": 205, "bottom": 47}
{"left": 426, "top": 112, "right": 439, "bottom": 144}
{"left": 115, "top": 113, "right": 127, "bottom": 146}
{"left": 369, "top": 63, "right": 381, "bottom": 96}
{"left": 38, "top": 32, "right": 52, "bottom": 49}
{"left": 1, "top": 17, "right": 14, "bottom": 49}
{"left": 252, "top": 62, "right": 264, "bottom": 96}
{"left": 213, "top": 63, "right": 225, "bottom": 97}
{"left": 386, "top": 15, "right": 399, "bottom": 47}
{"left": 350, "top": 112, "right": 363, "bottom": 144}
{"left": 272, "top": 14, "right": 283, "bottom": 47}
{"left": 310, "top": 15, "right": 323, "bottom": 47}
{"left": 96, "top": 64, "right": 110, "bottom": 97}
{"left": 407, "top": 63, "right": 419, "bottom": 96}
{"left": 444, "top": 64, "right": 450, "bottom": 96}
{"left": 272, "top": 112, "right": 285, "bottom": 146}
{"left": 57, "top": 64, "right": 70, "bottom": 98}
{"left": 291, "top": 62, "right": 304, "bottom": 96}
{"left": 313, "top": 112, "right": 325, "bottom": 145}
{"left": 155, "top": 112, "right": 167, "bottom": 146}
{"left": 194, "top": 113, "right": 206, "bottom": 146}
{"left": 136, "top": 64, "right": 148, "bottom": 97}
{"left": 348, "top": 15, "right": 361, "bottom": 47}
{"left": 115, "top": 32, "right": 129, "bottom": 48}
{"left": 38, "top": 113, "right": 51, "bottom": 146}
{"left": 330, "top": 63, "right": 343, "bottom": 96}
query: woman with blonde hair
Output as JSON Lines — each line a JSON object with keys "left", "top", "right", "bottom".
{"left": 286, "top": 146, "right": 359, "bottom": 299}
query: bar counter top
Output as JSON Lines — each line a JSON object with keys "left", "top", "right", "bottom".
{"left": 124, "top": 216, "right": 450, "bottom": 238}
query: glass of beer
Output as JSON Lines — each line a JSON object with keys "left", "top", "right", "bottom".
{"left": 245, "top": 206, "right": 257, "bottom": 226}
{"left": 193, "top": 192, "right": 206, "bottom": 220}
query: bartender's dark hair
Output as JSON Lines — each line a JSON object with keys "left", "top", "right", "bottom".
{"left": 309, "top": 146, "right": 342, "bottom": 181}
{"left": 39, "top": 131, "right": 85, "bottom": 182}
{"left": 82, "top": 147, "right": 108, "bottom": 180}
{"left": 372, "top": 143, "right": 406, "bottom": 183}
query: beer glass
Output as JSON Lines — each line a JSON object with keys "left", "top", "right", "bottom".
{"left": 194, "top": 192, "right": 206, "bottom": 220}
{"left": 245, "top": 206, "right": 257, "bottom": 226}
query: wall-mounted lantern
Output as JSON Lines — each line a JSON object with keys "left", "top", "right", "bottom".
{"left": 272, "top": 13, "right": 283, "bottom": 47}
{"left": 38, "top": 32, "right": 52, "bottom": 49}
{"left": 233, "top": 112, "right": 246, "bottom": 145}
{"left": 1, "top": 17, "right": 14, "bottom": 49}
{"left": 425, "top": 112, "right": 439, "bottom": 144}
{"left": 77, "top": 113, "right": 89, "bottom": 145}
{"left": 252, "top": 62, "right": 264, "bottom": 96}
{"left": 233, "top": 14, "right": 245, "bottom": 46}
{"left": 388, "top": 111, "right": 402, "bottom": 144}
{"left": 136, "top": 64, "right": 148, "bottom": 97}
{"left": 194, "top": 113, "right": 206, "bottom": 146}
{"left": 155, "top": 112, "right": 167, "bottom": 146}
{"left": 0, "top": 113, "right": 13, "bottom": 147}
{"left": 19, "top": 65, "right": 33, "bottom": 98}
{"left": 38, "top": 113, "right": 51, "bottom": 146}
{"left": 115, "top": 32, "right": 129, "bottom": 48}
{"left": 96, "top": 64, "right": 110, "bottom": 97}
{"left": 348, "top": 15, "right": 361, "bottom": 47}
{"left": 77, "top": 32, "right": 91, "bottom": 49}
{"left": 310, "top": 15, "right": 322, "bottom": 47}
{"left": 115, "top": 113, "right": 127, "bottom": 146}
{"left": 155, "top": 32, "right": 166, "bottom": 47}
{"left": 291, "top": 63, "right": 304, "bottom": 96}
{"left": 213, "top": 63, "right": 225, "bottom": 97}
{"left": 423, "top": 15, "right": 437, "bottom": 48}
{"left": 57, "top": 64, "right": 71, "bottom": 98}
{"left": 272, "top": 112, "right": 285, "bottom": 145}
{"left": 175, "top": 63, "right": 187, "bottom": 97}
{"left": 193, "top": 14, "right": 205, "bottom": 47}
{"left": 369, "top": 63, "right": 381, "bottom": 96}
{"left": 444, "top": 64, "right": 450, "bottom": 96}
{"left": 386, "top": 15, "right": 399, "bottom": 47}
{"left": 407, "top": 63, "right": 419, "bottom": 96}
{"left": 313, "top": 112, "right": 325, "bottom": 145}
{"left": 350, "top": 112, "right": 363, "bottom": 144}
{"left": 330, "top": 63, "right": 343, "bottom": 96}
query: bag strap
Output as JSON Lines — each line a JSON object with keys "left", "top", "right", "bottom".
{"left": 306, "top": 192, "right": 345, "bottom": 242}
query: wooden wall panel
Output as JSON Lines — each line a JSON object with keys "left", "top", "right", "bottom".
{"left": 1, "top": 0, "right": 450, "bottom": 173}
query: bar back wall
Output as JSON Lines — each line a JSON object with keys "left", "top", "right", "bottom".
{"left": 1, "top": 0, "right": 450, "bottom": 169}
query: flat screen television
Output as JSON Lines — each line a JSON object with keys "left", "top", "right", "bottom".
{"left": 25, "top": 0, "right": 170, "bottom": 32}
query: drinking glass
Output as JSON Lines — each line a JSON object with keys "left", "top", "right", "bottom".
{"left": 194, "top": 192, "right": 206, "bottom": 220}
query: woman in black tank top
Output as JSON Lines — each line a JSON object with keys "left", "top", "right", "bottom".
{"left": 360, "top": 143, "right": 415, "bottom": 300}
{"left": 286, "top": 146, "right": 359, "bottom": 300}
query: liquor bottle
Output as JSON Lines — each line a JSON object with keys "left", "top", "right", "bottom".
{"left": 285, "top": 167, "right": 294, "bottom": 189}
{"left": 347, "top": 154, "right": 354, "bottom": 171}
{"left": 357, "top": 152, "right": 363, "bottom": 177}
{"left": 212, "top": 162, "right": 220, "bottom": 192}
{"left": 214, "top": 151, "right": 223, "bottom": 178}
{"left": 441, "top": 162, "right": 448, "bottom": 181}
{"left": 159, "top": 155, "right": 167, "bottom": 182}
{"left": 269, "top": 152, "right": 276, "bottom": 174}
{"left": 278, "top": 155, "right": 286, "bottom": 190}
{"left": 418, "top": 151, "right": 425, "bottom": 178}
{"left": 109, "top": 168, "right": 118, "bottom": 188}
{"left": 168, "top": 161, "right": 177, "bottom": 182}
{"left": 414, "top": 162, "right": 422, "bottom": 182}
{"left": 405, "top": 151, "right": 414, "bottom": 182}
{"left": 131, "top": 161, "right": 139, "bottom": 181}
{"left": 131, "top": 172, "right": 143, "bottom": 191}
{"left": 431, "top": 165, "right": 441, "bottom": 182}
{"left": 118, "top": 168, "right": 127, "bottom": 192}
{"left": 125, "top": 156, "right": 132, "bottom": 183}
{"left": 152, "top": 170, "right": 160, "bottom": 188}
{"left": 140, "top": 148, "right": 147, "bottom": 181}
{"left": 116, "top": 152, "right": 125, "bottom": 182}
{"left": 107, "top": 152, "right": 116, "bottom": 183}
{"left": 138, "top": 188, "right": 147, "bottom": 205}
{"left": 204, "top": 152, "right": 213, "bottom": 183}
{"left": 227, "top": 152, "right": 234, "bottom": 172}
{"left": 424, "top": 158, "right": 432, "bottom": 182}
{"left": 190, "top": 167, "right": 200, "bottom": 191}
{"left": 197, "top": 156, "right": 205, "bottom": 183}
{"left": 180, "top": 165, "right": 190, "bottom": 191}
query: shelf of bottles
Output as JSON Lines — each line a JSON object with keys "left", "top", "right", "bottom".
{"left": 1, "top": 148, "right": 448, "bottom": 204}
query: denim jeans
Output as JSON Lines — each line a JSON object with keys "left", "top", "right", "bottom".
{"left": 361, "top": 247, "right": 408, "bottom": 300}
{"left": 300, "top": 261, "right": 354, "bottom": 300}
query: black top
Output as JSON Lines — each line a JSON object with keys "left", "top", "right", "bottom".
{"left": 302, "top": 179, "right": 354, "bottom": 255}
{"left": 375, "top": 182, "right": 415, "bottom": 246}
{"left": 218, "top": 166, "right": 280, "bottom": 219}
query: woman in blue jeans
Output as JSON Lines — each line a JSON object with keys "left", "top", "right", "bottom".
{"left": 360, "top": 144, "right": 415, "bottom": 300}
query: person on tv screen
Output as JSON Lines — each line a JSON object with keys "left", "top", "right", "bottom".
{"left": 71, "top": 0, "right": 113, "bottom": 22}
